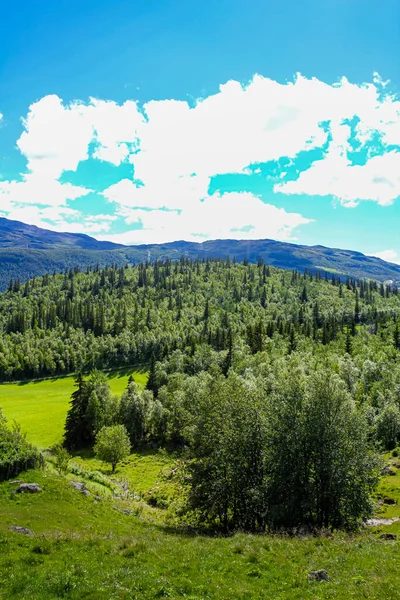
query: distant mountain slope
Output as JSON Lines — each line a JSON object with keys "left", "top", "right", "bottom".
{"left": 0, "top": 217, "right": 122, "bottom": 250}
{"left": 0, "top": 217, "right": 399, "bottom": 289}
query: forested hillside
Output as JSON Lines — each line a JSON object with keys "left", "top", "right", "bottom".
{"left": 1, "top": 257, "right": 400, "bottom": 381}
{"left": 2, "top": 257, "right": 400, "bottom": 532}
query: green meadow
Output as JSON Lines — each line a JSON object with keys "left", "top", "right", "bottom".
{"left": 0, "top": 465, "right": 400, "bottom": 600}
{"left": 1, "top": 370, "right": 400, "bottom": 598}
{"left": 0, "top": 368, "right": 148, "bottom": 448}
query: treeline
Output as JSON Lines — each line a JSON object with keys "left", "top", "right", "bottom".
{"left": 1, "top": 258, "right": 400, "bottom": 381}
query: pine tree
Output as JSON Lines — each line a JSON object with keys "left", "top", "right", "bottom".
{"left": 354, "top": 290, "right": 360, "bottom": 324}
{"left": 394, "top": 324, "right": 400, "bottom": 350}
{"left": 222, "top": 329, "right": 233, "bottom": 376}
{"left": 345, "top": 331, "right": 353, "bottom": 355}
{"left": 64, "top": 375, "right": 90, "bottom": 450}
{"left": 146, "top": 353, "right": 158, "bottom": 397}
{"left": 351, "top": 318, "right": 356, "bottom": 337}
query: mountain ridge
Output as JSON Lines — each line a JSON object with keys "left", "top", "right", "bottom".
{"left": 0, "top": 216, "right": 399, "bottom": 289}
{"left": 0, "top": 217, "right": 123, "bottom": 250}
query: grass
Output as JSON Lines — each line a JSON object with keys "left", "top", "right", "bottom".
{"left": 370, "top": 451, "right": 400, "bottom": 536}
{"left": 314, "top": 266, "right": 345, "bottom": 275}
{"left": 0, "top": 367, "right": 148, "bottom": 448}
{"left": 73, "top": 448, "right": 176, "bottom": 495}
{"left": 1, "top": 372, "right": 400, "bottom": 598}
{"left": 1, "top": 467, "right": 400, "bottom": 599}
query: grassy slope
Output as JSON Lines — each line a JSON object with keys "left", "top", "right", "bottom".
{"left": 0, "top": 466, "right": 400, "bottom": 600}
{"left": 0, "top": 368, "right": 148, "bottom": 448}
{"left": 1, "top": 374, "right": 400, "bottom": 598}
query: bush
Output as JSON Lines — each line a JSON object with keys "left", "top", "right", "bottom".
{"left": 51, "top": 444, "right": 71, "bottom": 475}
{"left": 0, "top": 408, "right": 41, "bottom": 481}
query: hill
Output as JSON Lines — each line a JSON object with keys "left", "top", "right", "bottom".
{"left": 1, "top": 257, "right": 400, "bottom": 383}
{"left": 0, "top": 463, "right": 399, "bottom": 600}
{"left": 0, "top": 217, "right": 399, "bottom": 289}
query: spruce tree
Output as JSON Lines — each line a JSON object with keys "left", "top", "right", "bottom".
{"left": 222, "top": 329, "right": 233, "bottom": 376}
{"left": 345, "top": 331, "right": 353, "bottom": 355}
{"left": 146, "top": 353, "right": 158, "bottom": 396}
{"left": 394, "top": 324, "right": 400, "bottom": 350}
{"left": 288, "top": 325, "right": 297, "bottom": 353}
{"left": 354, "top": 290, "right": 360, "bottom": 324}
{"left": 64, "top": 375, "right": 90, "bottom": 450}
{"left": 300, "top": 285, "right": 308, "bottom": 303}
{"left": 119, "top": 378, "right": 148, "bottom": 446}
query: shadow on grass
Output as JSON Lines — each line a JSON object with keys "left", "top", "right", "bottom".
{"left": 71, "top": 447, "right": 96, "bottom": 460}
{"left": 6, "top": 364, "right": 149, "bottom": 386}
{"left": 153, "top": 521, "right": 236, "bottom": 540}
{"left": 106, "top": 365, "right": 148, "bottom": 380}
{"left": 17, "top": 376, "right": 66, "bottom": 386}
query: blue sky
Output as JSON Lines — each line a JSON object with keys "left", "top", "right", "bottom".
{"left": 1, "top": 0, "right": 400, "bottom": 261}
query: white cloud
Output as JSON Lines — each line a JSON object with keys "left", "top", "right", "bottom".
{"left": 99, "top": 191, "right": 311, "bottom": 245}
{"left": 370, "top": 249, "right": 400, "bottom": 265}
{"left": 103, "top": 173, "right": 210, "bottom": 211}
{"left": 17, "top": 95, "right": 94, "bottom": 178}
{"left": 2, "top": 72, "right": 400, "bottom": 242}
{"left": 89, "top": 98, "right": 143, "bottom": 165}
{"left": 0, "top": 174, "right": 91, "bottom": 207}
{"left": 275, "top": 149, "right": 400, "bottom": 207}
{"left": 52, "top": 214, "right": 117, "bottom": 235}
{"left": 0, "top": 174, "right": 92, "bottom": 231}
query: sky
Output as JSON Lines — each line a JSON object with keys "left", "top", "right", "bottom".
{"left": 1, "top": 0, "right": 400, "bottom": 261}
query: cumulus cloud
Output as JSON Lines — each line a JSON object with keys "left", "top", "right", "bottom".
{"left": 99, "top": 192, "right": 310, "bottom": 245}
{"left": 17, "top": 95, "right": 93, "bottom": 178}
{"left": 0, "top": 174, "right": 93, "bottom": 232}
{"left": 275, "top": 148, "right": 400, "bottom": 207}
{"left": 0, "top": 174, "right": 90, "bottom": 207}
{"left": 2, "top": 72, "right": 400, "bottom": 241}
{"left": 370, "top": 249, "right": 400, "bottom": 265}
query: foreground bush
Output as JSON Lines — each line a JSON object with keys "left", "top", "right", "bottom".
{"left": 187, "top": 366, "right": 380, "bottom": 532}
{"left": 0, "top": 408, "right": 41, "bottom": 481}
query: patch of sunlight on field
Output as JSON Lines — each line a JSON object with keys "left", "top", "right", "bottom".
{"left": 0, "top": 368, "right": 148, "bottom": 448}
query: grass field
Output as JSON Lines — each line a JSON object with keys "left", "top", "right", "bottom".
{"left": 1, "top": 372, "right": 400, "bottom": 598}
{"left": 1, "top": 466, "right": 400, "bottom": 600}
{"left": 0, "top": 368, "right": 148, "bottom": 448}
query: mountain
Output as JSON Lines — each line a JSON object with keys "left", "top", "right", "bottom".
{"left": 0, "top": 217, "right": 399, "bottom": 290}
{"left": 0, "top": 217, "right": 122, "bottom": 250}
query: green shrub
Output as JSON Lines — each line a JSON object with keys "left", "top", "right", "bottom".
{"left": 0, "top": 408, "right": 41, "bottom": 481}
{"left": 51, "top": 443, "right": 71, "bottom": 475}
